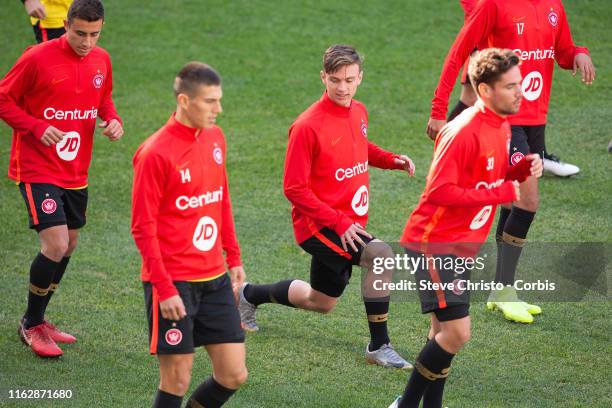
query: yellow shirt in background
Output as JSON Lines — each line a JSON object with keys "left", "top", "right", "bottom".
{"left": 30, "top": 0, "right": 72, "bottom": 29}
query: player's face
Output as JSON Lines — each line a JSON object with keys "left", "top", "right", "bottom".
{"left": 64, "top": 18, "right": 104, "bottom": 57}
{"left": 181, "top": 85, "right": 223, "bottom": 129}
{"left": 320, "top": 64, "right": 363, "bottom": 107}
{"left": 488, "top": 66, "right": 523, "bottom": 116}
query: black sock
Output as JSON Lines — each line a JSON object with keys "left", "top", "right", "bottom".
{"left": 187, "top": 377, "right": 236, "bottom": 408}
{"left": 447, "top": 100, "right": 469, "bottom": 122}
{"left": 43, "top": 256, "right": 70, "bottom": 313}
{"left": 243, "top": 280, "right": 295, "bottom": 307}
{"left": 495, "top": 207, "right": 535, "bottom": 286}
{"left": 364, "top": 297, "right": 390, "bottom": 350}
{"left": 153, "top": 389, "right": 183, "bottom": 408}
{"left": 494, "top": 208, "right": 511, "bottom": 283}
{"left": 24, "top": 252, "right": 59, "bottom": 329}
{"left": 399, "top": 338, "right": 455, "bottom": 408}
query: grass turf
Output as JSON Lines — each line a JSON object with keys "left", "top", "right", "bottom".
{"left": 0, "top": 1, "right": 610, "bottom": 406}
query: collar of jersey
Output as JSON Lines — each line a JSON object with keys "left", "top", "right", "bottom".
{"left": 320, "top": 91, "right": 352, "bottom": 117}
{"left": 167, "top": 113, "right": 205, "bottom": 140}
{"left": 480, "top": 105, "right": 506, "bottom": 128}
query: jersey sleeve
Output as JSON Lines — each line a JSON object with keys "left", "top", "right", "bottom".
{"left": 554, "top": 5, "right": 589, "bottom": 70}
{"left": 220, "top": 168, "right": 242, "bottom": 269}
{"left": 283, "top": 123, "right": 353, "bottom": 236}
{"left": 431, "top": 0, "right": 498, "bottom": 120}
{"left": 425, "top": 127, "right": 516, "bottom": 206}
{"left": 367, "top": 141, "right": 401, "bottom": 169}
{"left": 459, "top": 0, "right": 478, "bottom": 19}
{"left": 97, "top": 53, "right": 122, "bottom": 125}
{"left": 131, "top": 147, "right": 177, "bottom": 301}
{"left": 0, "top": 49, "right": 50, "bottom": 139}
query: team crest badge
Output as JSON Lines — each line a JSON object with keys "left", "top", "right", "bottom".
{"left": 360, "top": 120, "right": 368, "bottom": 138}
{"left": 165, "top": 328, "right": 183, "bottom": 346}
{"left": 41, "top": 198, "right": 57, "bottom": 214}
{"left": 452, "top": 279, "right": 466, "bottom": 296}
{"left": 547, "top": 9, "right": 558, "bottom": 27}
{"left": 93, "top": 73, "right": 104, "bottom": 89}
{"left": 213, "top": 147, "right": 223, "bottom": 164}
{"left": 511, "top": 152, "right": 525, "bottom": 165}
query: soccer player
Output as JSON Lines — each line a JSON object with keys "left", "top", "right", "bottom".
{"left": 425, "top": 0, "right": 595, "bottom": 323}
{"left": 132, "top": 62, "right": 247, "bottom": 408}
{"left": 388, "top": 48, "right": 543, "bottom": 408}
{"left": 447, "top": 0, "right": 586, "bottom": 177}
{"left": 22, "top": 0, "right": 73, "bottom": 43}
{"left": 0, "top": 0, "right": 122, "bottom": 358}
{"left": 238, "top": 44, "right": 415, "bottom": 369}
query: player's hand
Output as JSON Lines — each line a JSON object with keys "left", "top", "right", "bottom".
{"left": 394, "top": 154, "right": 415, "bottom": 176}
{"left": 159, "top": 295, "right": 187, "bottom": 321}
{"left": 40, "top": 126, "right": 65, "bottom": 146}
{"left": 426, "top": 118, "right": 446, "bottom": 141}
{"left": 573, "top": 53, "right": 595, "bottom": 85}
{"left": 525, "top": 153, "right": 543, "bottom": 178}
{"left": 512, "top": 180, "right": 521, "bottom": 202}
{"left": 24, "top": 0, "right": 47, "bottom": 20}
{"left": 99, "top": 119, "right": 124, "bottom": 141}
{"left": 229, "top": 266, "right": 246, "bottom": 301}
{"left": 340, "top": 223, "right": 372, "bottom": 253}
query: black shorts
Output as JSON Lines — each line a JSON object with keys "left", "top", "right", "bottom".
{"left": 19, "top": 183, "right": 88, "bottom": 232}
{"left": 405, "top": 249, "right": 470, "bottom": 322}
{"left": 32, "top": 22, "right": 65, "bottom": 43}
{"left": 299, "top": 227, "right": 374, "bottom": 298}
{"left": 144, "top": 273, "right": 244, "bottom": 355}
{"left": 509, "top": 125, "right": 546, "bottom": 165}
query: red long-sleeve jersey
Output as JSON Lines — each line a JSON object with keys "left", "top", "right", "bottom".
{"left": 131, "top": 115, "right": 242, "bottom": 301}
{"left": 402, "top": 106, "right": 531, "bottom": 256}
{"left": 432, "top": 0, "right": 589, "bottom": 126}
{"left": 0, "top": 35, "right": 121, "bottom": 188}
{"left": 284, "top": 92, "right": 402, "bottom": 244}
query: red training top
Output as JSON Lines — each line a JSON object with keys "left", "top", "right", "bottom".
{"left": 432, "top": 0, "right": 589, "bottom": 126}
{"left": 0, "top": 35, "right": 121, "bottom": 188}
{"left": 284, "top": 92, "right": 402, "bottom": 244}
{"left": 131, "top": 115, "right": 242, "bottom": 301}
{"left": 402, "top": 106, "right": 531, "bottom": 256}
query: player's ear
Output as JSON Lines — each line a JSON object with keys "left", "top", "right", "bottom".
{"left": 356, "top": 70, "right": 363, "bottom": 85}
{"left": 177, "top": 93, "right": 190, "bottom": 110}
{"left": 477, "top": 82, "right": 490, "bottom": 99}
{"left": 320, "top": 70, "right": 326, "bottom": 84}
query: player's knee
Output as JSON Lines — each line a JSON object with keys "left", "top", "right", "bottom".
{"left": 317, "top": 303, "right": 335, "bottom": 314}
{"left": 453, "top": 327, "right": 471, "bottom": 348}
{"left": 217, "top": 367, "right": 248, "bottom": 390}
{"left": 519, "top": 195, "right": 539, "bottom": 212}
{"left": 161, "top": 372, "right": 191, "bottom": 396}
{"left": 42, "top": 240, "right": 69, "bottom": 260}
{"left": 66, "top": 239, "right": 78, "bottom": 255}
{"left": 361, "top": 240, "right": 394, "bottom": 270}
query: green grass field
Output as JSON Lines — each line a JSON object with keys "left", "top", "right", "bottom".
{"left": 1, "top": 1, "right": 610, "bottom": 406}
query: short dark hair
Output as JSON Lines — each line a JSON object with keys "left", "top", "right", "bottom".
{"left": 323, "top": 44, "right": 363, "bottom": 74}
{"left": 67, "top": 0, "right": 105, "bottom": 23}
{"left": 173, "top": 62, "right": 222, "bottom": 98}
{"left": 468, "top": 48, "right": 520, "bottom": 91}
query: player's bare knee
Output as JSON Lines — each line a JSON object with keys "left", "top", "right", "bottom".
{"left": 42, "top": 240, "right": 69, "bottom": 260}
{"left": 66, "top": 239, "right": 78, "bottom": 256}
{"left": 453, "top": 328, "right": 471, "bottom": 348}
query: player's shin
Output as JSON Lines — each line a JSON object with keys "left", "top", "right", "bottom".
{"left": 399, "top": 338, "right": 455, "bottom": 408}
{"left": 24, "top": 252, "right": 60, "bottom": 328}
{"left": 361, "top": 241, "right": 394, "bottom": 350}
{"left": 43, "top": 256, "right": 70, "bottom": 312}
{"left": 186, "top": 377, "right": 237, "bottom": 408}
